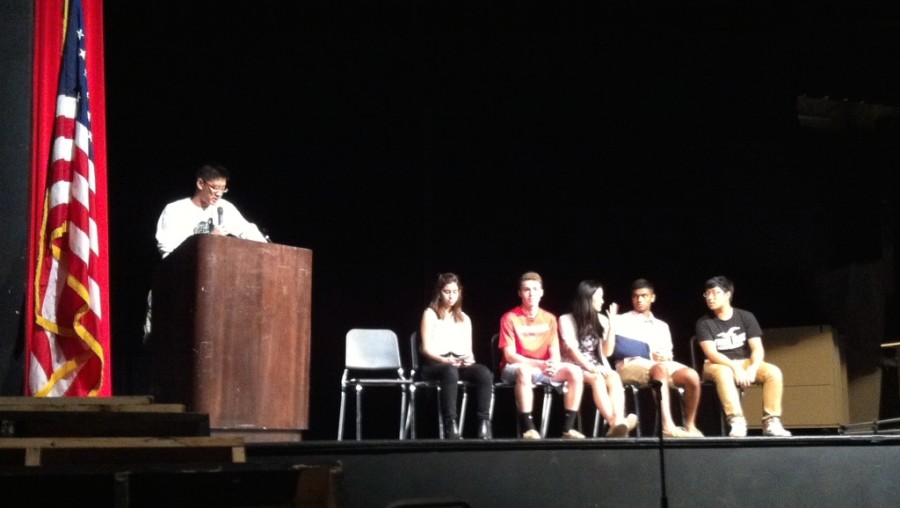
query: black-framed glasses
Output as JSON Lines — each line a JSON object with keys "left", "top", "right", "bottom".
{"left": 203, "top": 181, "right": 229, "bottom": 194}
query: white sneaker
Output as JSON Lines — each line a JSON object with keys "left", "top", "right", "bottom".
{"left": 663, "top": 426, "right": 692, "bottom": 438}
{"left": 763, "top": 416, "right": 792, "bottom": 437}
{"left": 685, "top": 426, "right": 705, "bottom": 438}
{"left": 728, "top": 415, "right": 747, "bottom": 437}
{"left": 522, "top": 429, "right": 541, "bottom": 440}
{"left": 624, "top": 413, "right": 638, "bottom": 433}
{"left": 561, "top": 428, "right": 586, "bottom": 439}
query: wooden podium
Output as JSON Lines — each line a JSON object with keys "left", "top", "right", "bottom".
{"left": 149, "top": 234, "right": 312, "bottom": 442}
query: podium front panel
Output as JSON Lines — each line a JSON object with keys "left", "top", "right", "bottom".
{"left": 150, "top": 234, "right": 311, "bottom": 441}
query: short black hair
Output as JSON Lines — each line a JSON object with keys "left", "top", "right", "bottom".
{"left": 196, "top": 163, "right": 230, "bottom": 181}
{"left": 632, "top": 278, "right": 654, "bottom": 292}
{"left": 704, "top": 275, "right": 734, "bottom": 294}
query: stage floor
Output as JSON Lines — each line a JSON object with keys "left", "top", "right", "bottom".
{"left": 3, "top": 430, "right": 897, "bottom": 507}
{"left": 245, "top": 433, "right": 900, "bottom": 508}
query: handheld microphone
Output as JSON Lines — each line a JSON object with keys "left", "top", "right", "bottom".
{"left": 217, "top": 206, "right": 224, "bottom": 225}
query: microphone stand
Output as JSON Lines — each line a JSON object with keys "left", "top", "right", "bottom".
{"left": 650, "top": 379, "right": 668, "bottom": 508}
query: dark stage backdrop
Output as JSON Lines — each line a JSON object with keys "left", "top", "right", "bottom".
{"left": 5, "top": 2, "right": 899, "bottom": 439}
{"left": 0, "top": 0, "right": 32, "bottom": 396}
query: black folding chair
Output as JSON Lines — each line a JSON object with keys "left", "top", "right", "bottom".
{"left": 405, "top": 331, "right": 470, "bottom": 439}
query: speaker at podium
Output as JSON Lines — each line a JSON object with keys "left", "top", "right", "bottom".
{"left": 148, "top": 234, "right": 312, "bottom": 442}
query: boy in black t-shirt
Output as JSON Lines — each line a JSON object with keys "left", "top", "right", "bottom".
{"left": 695, "top": 275, "right": 792, "bottom": 437}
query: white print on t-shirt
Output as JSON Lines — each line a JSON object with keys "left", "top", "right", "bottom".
{"left": 714, "top": 327, "right": 745, "bottom": 351}
{"left": 517, "top": 322, "right": 551, "bottom": 338}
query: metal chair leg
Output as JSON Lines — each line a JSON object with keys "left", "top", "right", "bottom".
{"left": 488, "top": 387, "right": 496, "bottom": 421}
{"left": 338, "top": 388, "right": 348, "bottom": 440}
{"left": 399, "top": 386, "right": 408, "bottom": 440}
{"left": 458, "top": 386, "right": 469, "bottom": 435}
{"left": 407, "top": 385, "right": 418, "bottom": 439}
{"left": 626, "top": 385, "right": 642, "bottom": 437}
{"left": 539, "top": 387, "right": 552, "bottom": 438}
{"left": 436, "top": 386, "right": 445, "bottom": 439}
{"left": 355, "top": 384, "right": 363, "bottom": 441}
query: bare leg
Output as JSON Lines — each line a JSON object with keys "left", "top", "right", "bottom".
{"left": 672, "top": 366, "right": 702, "bottom": 432}
{"left": 558, "top": 365, "right": 583, "bottom": 411}
{"left": 515, "top": 367, "right": 535, "bottom": 413}
{"left": 606, "top": 371, "right": 626, "bottom": 421}
{"left": 649, "top": 364, "right": 677, "bottom": 432}
{"left": 587, "top": 372, "right": 618, "bottom": 425}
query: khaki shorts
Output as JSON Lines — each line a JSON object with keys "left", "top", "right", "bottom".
{"left": 617, "top": 357, "right": 688, "bottom": 387}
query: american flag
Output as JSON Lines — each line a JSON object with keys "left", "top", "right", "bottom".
{"left": 29, "top": 0, "right": 106, "bottom": 396}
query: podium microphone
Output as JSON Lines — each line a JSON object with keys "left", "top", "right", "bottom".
{"left": 217, "top": 206, "right": 224, "bottom": 225}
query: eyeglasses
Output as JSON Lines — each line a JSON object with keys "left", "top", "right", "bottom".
{"left": 703, "top": 289, "right": 726, "bottom": 298}
{"left": 203, "top": 181, "right": 229, "bottom": 194}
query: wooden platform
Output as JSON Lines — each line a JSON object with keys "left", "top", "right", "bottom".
{"left": 0, "top": 395, "right": 208, "bottom": 438}
{"left": 0, "top": 436, "right": 246, "bottom": 466}
{"left": 0, "top": 409, "right": 210, "bottom": 438}
{"left": 0, "top": 396, "right": 341, "bottom": 507}
{"left": 0, "top": 395, "right": 158, "bottom": 406}
{"left": 0, "top": 396, "right": 242, "bottom": 466}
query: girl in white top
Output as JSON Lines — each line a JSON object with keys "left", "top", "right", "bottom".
{"left": 558, "top": 280, "right": 637, "bottom": 437}
{"left": 420, "top": 273, "right": 494, "bottom": 439}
